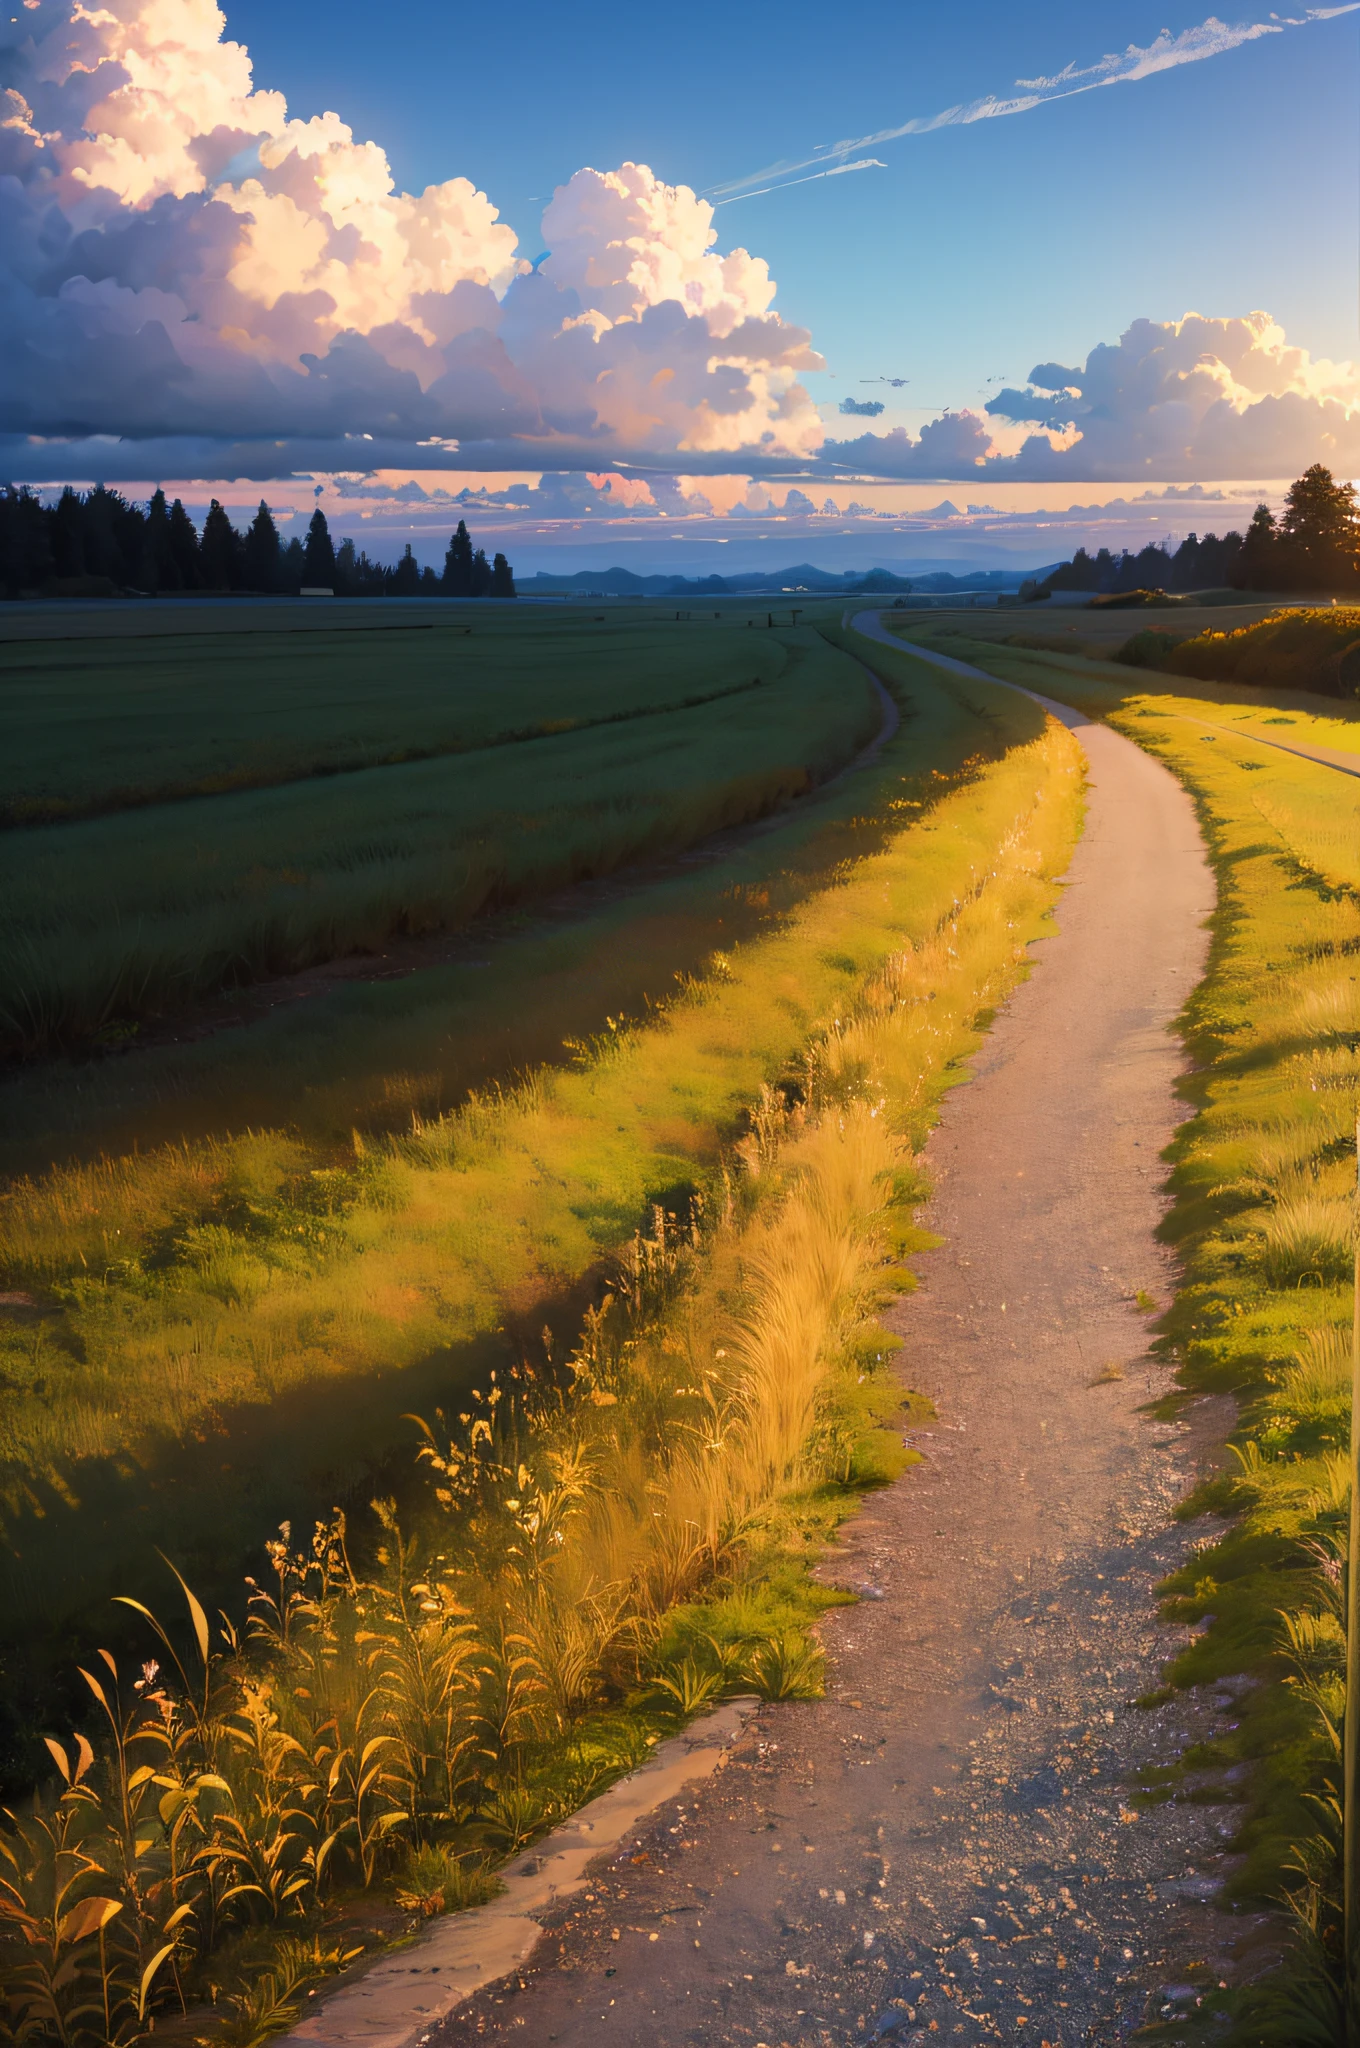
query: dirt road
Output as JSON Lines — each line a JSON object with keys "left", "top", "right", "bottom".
{"left": 429, "top": 633, "right": 1229, "bottom": 2048}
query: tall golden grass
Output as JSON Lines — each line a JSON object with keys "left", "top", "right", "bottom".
{"left": 0, "top": 1082, "right": 912, "bottom": 2046}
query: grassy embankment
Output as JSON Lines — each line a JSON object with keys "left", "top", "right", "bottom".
{"left": 1, "top": 611, "right": 875, "bottom": 1058}
{"left": 882, "top": 610, "right": 1359, "bottom": 2039}
{"left": 0, "top": 632, "right": 1084, "bottom": 2043}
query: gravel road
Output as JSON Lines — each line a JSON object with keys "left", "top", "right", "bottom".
{"left": 432, "top": 653, "right": 1237, "bottom": 2048}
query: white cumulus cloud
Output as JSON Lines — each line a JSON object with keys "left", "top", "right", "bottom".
{"left": 825, "top": 312, "right": 1360, "bottom": 482}
{"left": 0, "top": 0, "right": 823, "bottom": 470}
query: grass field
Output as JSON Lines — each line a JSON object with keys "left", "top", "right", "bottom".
{"left": 0, "top": 604, "right": 811, "bottom": 824}
{"left": 1, "top": 613, "right": 878, "bottom": 1058}
{"left": 0, "top": 636, "right": 983, "bottom": 1180}
{"left": 881, "top": 609, "right": 1359, "bottom": 2039}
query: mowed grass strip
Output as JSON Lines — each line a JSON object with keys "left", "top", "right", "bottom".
{"left": 0, "top": 607, "right": 793, "bottom": 825}
{"left": 1, "top": 628, "right": 878, "bottom": 1057}
{"left": 0, "top": 671, "right": 1080, "bottom": 1647}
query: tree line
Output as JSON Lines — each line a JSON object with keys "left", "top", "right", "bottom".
{"left": 1039, "top": 465, "right": 1360, "bottom": 599}
{"left": 0, "top": 486, "right": 515, "bottom": 600}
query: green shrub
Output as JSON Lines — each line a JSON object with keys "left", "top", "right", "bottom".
{"left": 1167, "top": 606, "right": 1360, "bottom": 695}
{"left": 1114, "top": 628, "right": 1183, "bottom": 670}
{"left": 1089, "top": 587, "right": 1180, "bottom": 609}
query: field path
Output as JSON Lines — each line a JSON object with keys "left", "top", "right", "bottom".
{"left": 390, "top": 625, "right": 1235, "bottom": 2047}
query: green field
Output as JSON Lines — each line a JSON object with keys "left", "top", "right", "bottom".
{"left": 1, "top": 609, "right": 879, "bottom": 1057}
{"left": 0, "top": 603, "right": 815, "bottom": 823}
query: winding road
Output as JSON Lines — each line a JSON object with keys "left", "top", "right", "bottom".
{"left": 301, "top": 613, "right": 1238, "bottom": 2048}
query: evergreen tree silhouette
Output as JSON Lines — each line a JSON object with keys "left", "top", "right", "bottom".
{"left": 280, "top": 536, "right": 305, "bottom": 592}
{"left": 141, "top": 488, "right": 179, "bottom": 592}
{"left": 442, "top": 518, "right": 474, "bottom": 596}
{"left": 0, "top": 486, "right": 54, "bottom": 595}
{"left": 490, "top": 551, "right": 516, "bottom": 598}
{"left": 303, "top": 506, "right": 336, "bottom": 586}
{"left": 393, "top": 543, "right": 420, "bottom": 595}
{"left": 1279, "top": 464, "right": 1359, "bottom": 586}
{"left": 244, "top": 500, "right": 281, "bottom": 591}
{"left": 167, "top": 498, "right": 203, "bottom": 587}
{"left": 470, "top": 546, "right": 492, "bottom": 597}
{"left": 201, "top": 499, "right": 242, "bottom": 589}
{"left": 51, "top": 488, "right": 85, "bottom": 578}
{"left": 1238, "top": 504, "right": 1279, "bottom": 590}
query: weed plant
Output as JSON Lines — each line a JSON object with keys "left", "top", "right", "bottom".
{"left": 0, "top": 695, "right": 1085, "bottom": 2042}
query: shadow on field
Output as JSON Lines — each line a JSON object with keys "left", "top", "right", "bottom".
{"left": 0, "top": 1276, "right": 599, "bottom": 1786}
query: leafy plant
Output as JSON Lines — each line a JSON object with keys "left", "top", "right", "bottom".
{"left": 200, "top": 1935, "right": 363, "bottom": 2048}
{"left": 392, "top": 1845, "right": 500, "bottom": 1919}
{"left": 742, "top": 1633, "right": 826, "bottom": 1702}
{"left": 648, "top": 1660, "right": 723, "bottom": 1719}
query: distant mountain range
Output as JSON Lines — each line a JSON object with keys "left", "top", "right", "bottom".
{"left": 517, "top": 563, "right": 1057, "bottom": 598}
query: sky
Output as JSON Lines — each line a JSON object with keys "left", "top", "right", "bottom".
{"left": 3, "top": 0, "right": 1359, "bottom": 570}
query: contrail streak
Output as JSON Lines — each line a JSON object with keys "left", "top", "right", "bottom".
{"left": 715, "top": 157, "right": 885, "bottom": 205}
{"left": 709, "top": 8, "right": 1360, "bottom": 204}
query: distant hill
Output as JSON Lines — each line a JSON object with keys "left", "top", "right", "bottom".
{"left": 518, "top": 564, "right": 1043, "bottom": 598}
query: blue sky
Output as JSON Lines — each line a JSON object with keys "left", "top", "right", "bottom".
{"left": 217, "top": 0, "right": 1360, "bottom": 431}
{"left": 5, "top": 0, "right": 1360, "bottom": 568}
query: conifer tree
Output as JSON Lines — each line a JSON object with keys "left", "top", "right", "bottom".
{"left": 470, "top": 545, "right": 492, "bottom": 597}
{"left": 201, "top": 499, "right": 242, "bottom": 589}
{"left": 393, "top": 542, "right": 420, "bottom": 596}
{"left": 490, "top": 551, "right": 516, "bottom": 598}
{"left": 1237, "top": 503, "right": 1279, "bottom": 590}
{"left": 442, "top": 518, "right": 474, "bottom": 596}
{"left": 302, "top": 506, "right": 336, "bottom": 586}
{"left": 167, "top": 497, "right": 203, "bottom": 587}
{"left": 0, "top": 486, "right": 53, "bottom": 594}
{"left": 280, "top": 535, "right": 305, "bottom": 592}
{"left": 81, "top": 485, "right": 133, "bottom": 583}
{"left": 1278, "top": 464, "right": 1359, "bottom": 586}
{"left": 141, "top": 488, "right": 179, "bottom": 592}
{"left": 1170, "top": 532, "right": 1201, "bottom": 592}
{"left": 243, "top": 500, "right": 281, "bottom": 591}
{"left": 51, "top": 488, "right": 85, "bottom": 578}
